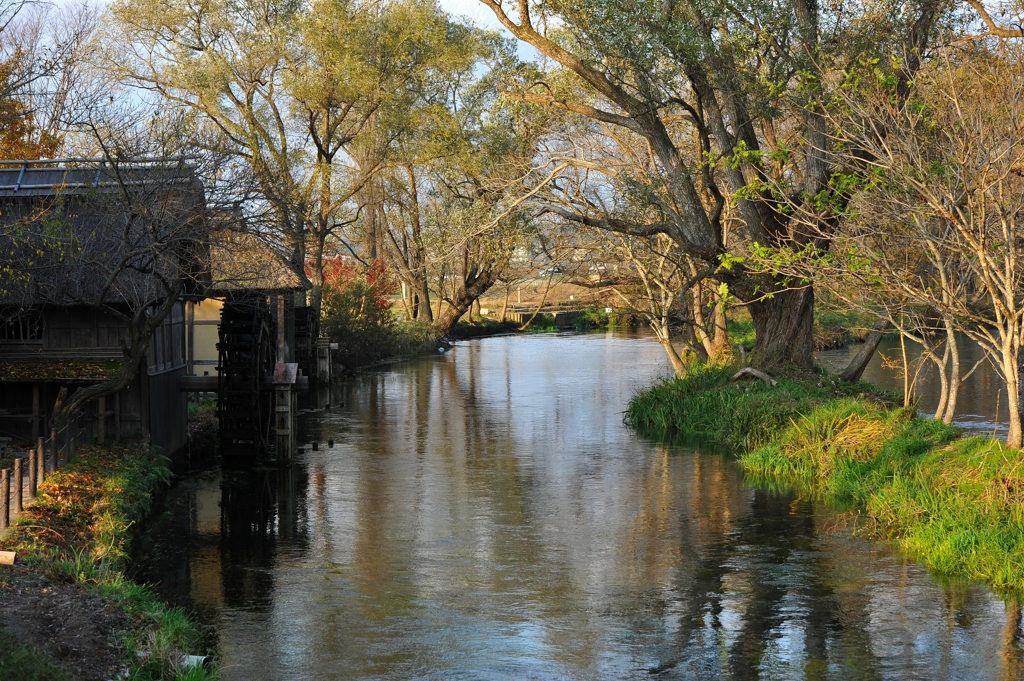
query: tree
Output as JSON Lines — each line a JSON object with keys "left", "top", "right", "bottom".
{"left": 0, "top": 156, "right": 209, "bottom": 423}
{"left": 0, "top": 0, "right": 98, "bottom": 158}
{"left": 797, "top": 46, "right": 1024, "bottom": 445}
{"left": 472, "top": 0, "right": 944, "bottom": 369}
{"left": 372, "top": 31, "right": 560, "bottom": 334}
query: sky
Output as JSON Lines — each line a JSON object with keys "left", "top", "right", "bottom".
{"left": 438, "top": 0, "right": 505, "bottom": 30}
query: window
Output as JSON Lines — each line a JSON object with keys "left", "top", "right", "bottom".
{"left": 147, "top": 302, "right": 186, "bottom": 374}
{"left": 0, "top": 310, "right": 43, "bottom": 342}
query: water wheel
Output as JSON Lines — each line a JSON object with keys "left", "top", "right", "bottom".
{"left": 217, "top": 294, "right": 276, "bottom": 459}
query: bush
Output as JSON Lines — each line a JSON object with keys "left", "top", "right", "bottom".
{"left": 320, "top": 260, "right": 397, "bottom": 369}
{"left": 320, "top": 260, "right": 443, "bottom": 370}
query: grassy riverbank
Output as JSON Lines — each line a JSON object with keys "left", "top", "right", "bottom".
{"left": 0, "top": 443, "right": 214, "bottom": 680}
{"left": 627, "top": 364, "right": 1024, "bottom": 592}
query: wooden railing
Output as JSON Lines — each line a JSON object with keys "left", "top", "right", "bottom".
{"left": 0, "top": 412, "right": 83, "bottom": 531}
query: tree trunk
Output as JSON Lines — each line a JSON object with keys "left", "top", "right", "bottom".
{"left": 1006, "top": 344, "right": 1022, "bottom": 449}
{"left": 932, "top": 343, "right": 950, "bottom": 421}
{"left": 499, "top": 285, "right": 510, "bottom": 323}
{"left": 653, "top": 318, "right": 688, "bottom": 377}
{"left": 708, "top": 297, "right": 729, "bottom": 358}
{"left": 942, "top": 322, "right": 960, "bottom": 425}
{"left": 416, "top": 282, "right": 432, "bottom": 322}
{"left": 518, "top": 276, "right": 555, "bottom": 331}
{"left": 840, "top": 317, "right": 889, "bottom": 382}
{"left": 307, "top": 235, "right": 325, "bottom": 328}
{"left": 434, "top": 270, "right": 498, "bottom": 335}
{"left": 60, "top": 282, "right": 184, "bottom": 421}
{"left": 746, "top": 287, "right": 814, "bottom": 370}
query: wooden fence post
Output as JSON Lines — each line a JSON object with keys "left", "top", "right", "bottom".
{"left": 36, "top": 437, "right": 44, "bottom": 482}
{"left": 0, "top": 469, "right": 9, "bottom": 530}
{"left": 12, "top": 458, "right": 22, "bottom": 515}
{"left": 28, "top": 449, "right": 36, "bottom": 500}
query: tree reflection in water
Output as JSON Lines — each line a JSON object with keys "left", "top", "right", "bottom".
{"left": 135, "top": 333, "right": 1024, "bottom": 680}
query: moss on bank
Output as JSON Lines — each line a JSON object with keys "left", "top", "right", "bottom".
{"left": 627, "top": 364, "right": 1024, "bottom": 593}
{"left": 0, "top": 443, "right": 214, "bottom": 679}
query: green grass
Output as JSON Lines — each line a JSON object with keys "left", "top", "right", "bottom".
{"left": 0, "top": 628, "right": 70, "bottom": 680}
{"left": 0, "top": 443, "right": 216, "bottom": 680}
{"left": 627, "top": 363, "right": 1024, "bottom": 593}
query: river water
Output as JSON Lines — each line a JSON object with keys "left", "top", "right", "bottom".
{"left": 136, "top": 333, "right": 1024, "bottom": 679}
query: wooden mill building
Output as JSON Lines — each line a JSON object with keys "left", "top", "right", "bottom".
{"left": 0, "top": 160, "right": 207, "bottom": 460}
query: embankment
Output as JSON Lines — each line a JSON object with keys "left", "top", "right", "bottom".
{"left": 0, "top": 443, "right": 213, "bottom": 680}
{"left": 627, "top": 365, "right": 1024, "bottom": 592}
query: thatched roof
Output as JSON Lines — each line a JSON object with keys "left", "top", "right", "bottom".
{"left": 0, "top": 161, "right": 207, "bottom": 307}
{"left": 208, "top": 230, "right": 305, "bottom": 293}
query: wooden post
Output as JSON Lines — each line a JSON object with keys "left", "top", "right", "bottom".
{"left": 186, "top": 300, "right": 195, "bottom": 377}
{"left": 28, "top": 449, "right": 36, "bottom": 499}
{"left": 31, "top": 384, "right": 40, "bottom": 441}
{"left": 12, "top": 458, "right": 21, "bottom": 515}
{"left": 275, "top": 384, "right": 294, "bottom": 463}
{"left": 97, "top": 395, "right": 105, "bottom": 445}
{"left": 49, "top": 428, "right": 57, "bottom": 472}
{"left": 276, "top": 295, "right": 286, "bottom": 362}
{"left": 36, "top": 437, "right": 44, "bottom": 483}
{"left": 0, "top": 469, "right": 9, "bottom": 530}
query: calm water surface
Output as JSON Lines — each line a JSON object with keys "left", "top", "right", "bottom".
{"left": 137, "top": 333, "right": 1024, "bottom": 679}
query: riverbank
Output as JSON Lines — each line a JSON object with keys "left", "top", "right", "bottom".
{"left": 627, "top": 364, "right": 1024, "bottom": 593}
{"left": 0, "top": 443, "right": 214, "bottom": 680}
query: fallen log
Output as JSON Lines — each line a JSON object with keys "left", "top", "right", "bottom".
{"left": 731, "top": 367, "right": 778, "bottom": 387}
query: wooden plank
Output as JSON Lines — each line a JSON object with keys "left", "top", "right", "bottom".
{"left": 181, "top": 375, "right": 309, "bottom": 392}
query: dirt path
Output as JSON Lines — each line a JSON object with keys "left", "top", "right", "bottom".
{"left": 0, "top": 562, "right": 128, "bottom": 680}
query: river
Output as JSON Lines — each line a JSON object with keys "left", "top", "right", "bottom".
{"left": 135, "top": 332, "right": 1023, "bottom": 679}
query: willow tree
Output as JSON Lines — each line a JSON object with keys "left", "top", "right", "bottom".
{"left": 374, "top": 32, "right": 559, "bottom": 333}
{"left": 474, "top": 0, "right": 943, "bottom": 369}
{"left": 107, "top": 0, "right": 457, "bottom": 321}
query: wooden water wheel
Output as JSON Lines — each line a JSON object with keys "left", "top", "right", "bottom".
{"left": 217, "top": 294, "right": 276, "bottom": 459}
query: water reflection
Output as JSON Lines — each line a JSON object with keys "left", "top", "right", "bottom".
{"left": 136, "top": 332, "right": 1022, "bottom": 679}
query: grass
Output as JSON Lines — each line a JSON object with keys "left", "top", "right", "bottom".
{"left": 627, "top": 362, "right": 1024, "bottom": 593}
{"left": 0, "top": 628, "right": 69, "bottom": 680}
{"left": 0, "top": 443, "right": 216, "bottom": 680}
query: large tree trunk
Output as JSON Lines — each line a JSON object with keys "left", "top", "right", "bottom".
{"left": 60, "top": 282, "right": 184, "bottom": 422}
{"left": 692, "top": 286, "right": 729, "bottom": 359}
{"left": 308, "top": 235, "right": 325, "bottom": 326}
{"left": 746, "top": 287, "right": 815, "bottom": 370}
{"left": 434, "top": 268, "right": 498, "bottom": 335}
{"left": 652, "top": 318, "right": 688, "bottom": 377}
{"left": 942, "top": 321, "right": 960, "bottom": 425}
{"left": 416, "top": 281, "right": 433, "bottom": 322}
